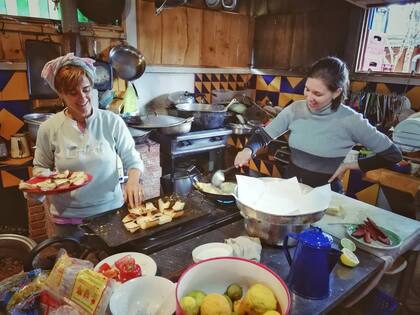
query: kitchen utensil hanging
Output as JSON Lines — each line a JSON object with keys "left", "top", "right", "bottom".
{"left": 109, "top": 42, "right": 146, "bottom": 99}
{"left": 205, "top": 0, "right": 221, "bottom": 8}
{"left": 155, "top": 0, "right": 188, "bottom": 15}
{"left": 89, "top": 34, "right": 113, "bottom": 91}
{"left": 222, "top": 0, "right": 238, "bottom": 11}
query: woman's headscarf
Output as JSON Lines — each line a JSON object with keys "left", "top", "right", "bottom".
{"left": 41, "top": 53, "right": 96, "bottom": 93}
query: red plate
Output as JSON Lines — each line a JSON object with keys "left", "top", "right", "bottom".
{"left": 22, "top": 173, "right": 93, "bottom": 195}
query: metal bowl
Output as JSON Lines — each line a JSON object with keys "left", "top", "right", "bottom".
{"left": 233, "top": 178, "right": 326, "bottom": 246}
{"left": 23, "top": 113, "right": 54, "bottom": 143}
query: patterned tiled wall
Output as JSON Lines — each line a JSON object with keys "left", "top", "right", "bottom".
{"left": 194, "top": 73, "right": 420, "bottom": 110}
{"left": 0, "top": 70, "right": 32, "bottom": 188}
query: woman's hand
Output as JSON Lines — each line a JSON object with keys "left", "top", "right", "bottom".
{"left": 328, "top": 162, "right": 360, "bottom": 183}
{"left": 124, "top": 169, "right": 143, "bottom": 209}
{"left": 234, "top": 148, "right": 253, "bottom": 167}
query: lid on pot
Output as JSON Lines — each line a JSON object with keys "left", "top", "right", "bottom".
{"left": 297, "top": 227, "right": 333, "bottom": 249}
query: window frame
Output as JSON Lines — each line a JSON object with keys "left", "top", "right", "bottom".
{"left": 354, "top": 3, "right": 420, "bottom": 79}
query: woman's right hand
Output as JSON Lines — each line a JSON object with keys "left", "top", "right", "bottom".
{"left": 234, "top": 148, "right": 253, "bottom": 167}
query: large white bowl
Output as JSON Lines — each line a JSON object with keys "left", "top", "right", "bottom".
{"left": 110, "top": 276, "right": 176, "bottom": 315}
{"left": 176, "top": 257, "right": 291, "bottom": 315}
{"left": 94, "top": 252, "right": 157, "bottom": 281}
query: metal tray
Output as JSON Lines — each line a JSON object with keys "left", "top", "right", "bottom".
{"left": 82, "top": 196, "right": 210, "bottom": 247}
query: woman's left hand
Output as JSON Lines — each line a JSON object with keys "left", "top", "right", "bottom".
{"left": 328, "top": 162, "right": 360, "bottom": 183}
{"left": 124, "top": 169, "right": 143, "bottom": 209}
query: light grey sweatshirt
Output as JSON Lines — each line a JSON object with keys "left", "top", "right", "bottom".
{"left": 33, "top": 107, "right": 144, "bottom": 218}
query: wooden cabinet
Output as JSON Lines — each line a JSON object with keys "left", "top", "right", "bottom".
{"left": 253, "top": 0, "right": 364, "bottom": 72}
{"left": 137, "top": 0, "right": 253, "bottom": 67}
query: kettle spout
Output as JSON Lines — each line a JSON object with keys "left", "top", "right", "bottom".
{"left": 328, "top": 248, "right": 341, "bottom": 272}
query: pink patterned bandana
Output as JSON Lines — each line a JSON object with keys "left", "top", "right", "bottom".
{"left": 41, "top": 53, "right": 96, "bottom": 93}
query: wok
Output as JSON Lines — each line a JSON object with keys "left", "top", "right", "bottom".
{"left": 190, "top": 174, "right": 236, "bottom": 202}
{"left": 109, "top": 44, "right": 146, "bottom": 82}
{"left": 122, "top": 113, "right": 193, "bottom": 135}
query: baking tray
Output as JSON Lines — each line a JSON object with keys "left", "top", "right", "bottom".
{"left": 82, "top": 196, "right": 210, "bottom": 247}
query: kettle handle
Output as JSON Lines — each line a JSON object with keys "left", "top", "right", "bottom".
{"left": 284, "top": 232, "right": 298, "bottom": 266}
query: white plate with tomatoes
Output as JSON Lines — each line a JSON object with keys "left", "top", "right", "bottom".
{"left": 94, "top": 252, "right": 157, "bottom": 283}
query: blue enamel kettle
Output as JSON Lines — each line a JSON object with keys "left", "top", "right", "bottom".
{"left": 284, "top": 227, "right": 341, "bottom": 299}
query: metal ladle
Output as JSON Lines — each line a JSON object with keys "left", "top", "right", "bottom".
{"left": 211, "top": 165, "right": 236, "bottom": 187}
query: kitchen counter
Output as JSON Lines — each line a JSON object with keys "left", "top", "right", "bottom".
{"left": 150, "top": 220, "right": 384, "bottom": 315}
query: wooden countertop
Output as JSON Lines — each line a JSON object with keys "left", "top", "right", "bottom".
{"left": 363, "top": 168, "right": 420, "bottom": 197}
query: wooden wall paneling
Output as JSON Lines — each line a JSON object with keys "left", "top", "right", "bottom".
{"left": 162, "top": 7, "right": 202, "bottom": 65}
{"left": 289, "top": 13, "right": 308, "bottom": 71}
{"left": 184, "top": 8, "right": 203, "bottom": 66}
{"left": 137, "top": 0, "right": 162, "bottom": 64}
{"left": 253, "top": 15, "right": 276, "bottom": 68}
{"left": 162, "top": 8, "right": 188, "bottom": 65}
{"left": 0, "top": 32, "right": 24, "bottom": 61}
{"left": 233, "top": 14, "right": 252, "bottom": 67}
{"left": 272, "top": 14, "right": 295, "bottom": 69}
{"left": 201, "top": 10, "right": 225, "bottom": 67}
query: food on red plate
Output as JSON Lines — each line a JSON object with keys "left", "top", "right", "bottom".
{"left": 351, "top": 217, "right": 390, "bottom": 245}
{"left": 18, "top": 170, "right": 89, "bottom": 191}
{"left": 98, "top": 255, "right": 142, "bottom": 283}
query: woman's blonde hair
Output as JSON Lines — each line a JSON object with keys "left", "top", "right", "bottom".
{"left": 54, "top": 65, "right": 93, "bottom": 94}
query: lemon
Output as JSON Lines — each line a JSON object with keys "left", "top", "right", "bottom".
{"left": 340, "top": 238, "right": 356, "bottom": 252}
{"left": 340, "top": 248, "right": 359, "bottom": 267}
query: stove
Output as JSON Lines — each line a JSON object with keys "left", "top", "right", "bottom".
{"left": 152, "top": 128, "right": 232, "bottom": 157}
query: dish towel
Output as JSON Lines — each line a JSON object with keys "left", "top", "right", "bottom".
{"left": 225, "top": 236, "right": 262, "bottom": 262}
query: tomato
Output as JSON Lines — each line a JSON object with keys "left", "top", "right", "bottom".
{"left": 102, "top": 268, "right": 119, "bottom": 279}
{"left": 98, "top": 262, "right": 111, "bottom": 272}
{"left": 119, "top": 263, "right": 142, "bottom": 282}
{"left": 114, "top": 255, "right": 136, "bottom": 271}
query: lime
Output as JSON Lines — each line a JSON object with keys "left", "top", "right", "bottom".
{"left": 340, "top": 238, "right": 356, "bottom": 252}
{"left": 340, "top": 248, "right": 359, "bottom": 267}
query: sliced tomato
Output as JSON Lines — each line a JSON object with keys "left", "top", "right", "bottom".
{"left": 115, "top": 255, "right": 136, "bottom": 272}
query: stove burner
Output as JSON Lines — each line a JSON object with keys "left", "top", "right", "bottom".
{"left": 216, "top": 199, "right": 235, "bottom": 205}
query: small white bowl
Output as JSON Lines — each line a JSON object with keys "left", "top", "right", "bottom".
{"left": 192, "top": 242, "right": 233, "bottom": 263}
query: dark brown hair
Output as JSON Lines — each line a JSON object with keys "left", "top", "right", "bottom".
{"left": 307, "top": 56, "right": 349, "bottom": 110}
{"left": 54, "top": 65, "right": 93, "bottom": 94}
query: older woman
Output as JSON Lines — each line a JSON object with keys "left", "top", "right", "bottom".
{"left": 235, "top": 56, "right": 402, "bottom": 193}
{"left": 32, "top": 53, "right": 144, "bottom": 238}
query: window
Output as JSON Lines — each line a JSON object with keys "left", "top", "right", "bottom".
{"left": 357, "top": 2, "right": 420, "bottom": 74}
{"left": 0, "top": 0, "right": 89, "bottom": 22}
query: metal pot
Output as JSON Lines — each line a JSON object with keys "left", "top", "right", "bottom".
{"left": 227, "top": 123, "right": 253, "bottom": 135}
{"left": 109, "top": 44, "right": 146, "bottom": 82}
{"left": 23, "top": 113, "right": 54, "bottom": 143}
{"left": 175, "top": 103, "right": 227, "bottom": 129}
{"left": 233, "top": 179, "right": 326, "bottom": 246}
{"left": 0, "top": 234, "right": 36, "bottom": 274}
{"left": 168, "top": 91, "right": 199, "bottom": 105}
{"left": 160, "top": 117, "right": 194, "bottom": 135}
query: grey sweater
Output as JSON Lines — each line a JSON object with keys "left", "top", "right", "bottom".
{"left": 247, "top": 100, "right": 402, "bottom": 174}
